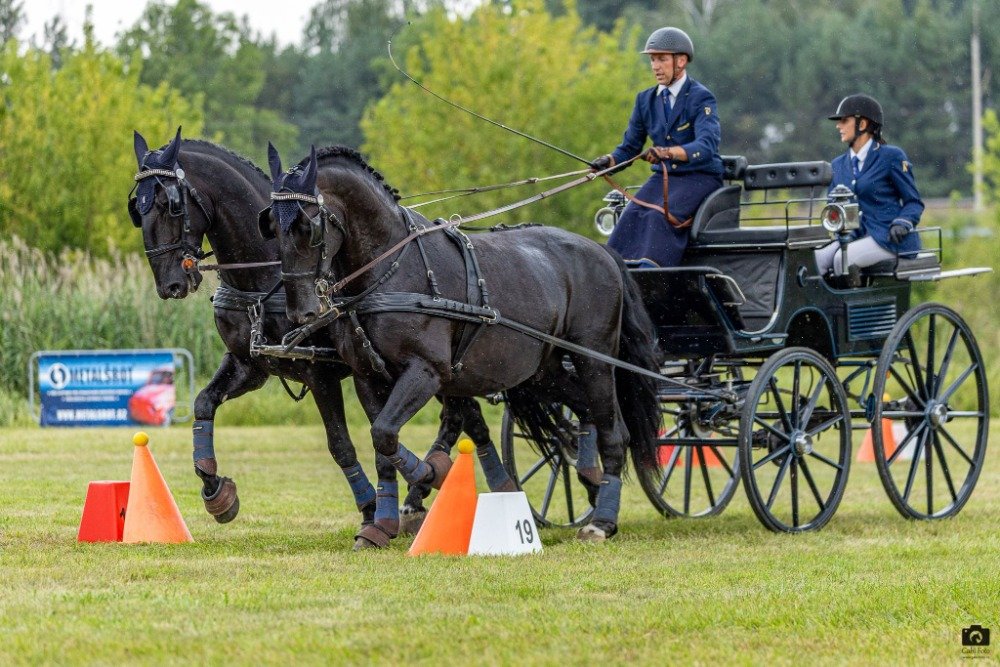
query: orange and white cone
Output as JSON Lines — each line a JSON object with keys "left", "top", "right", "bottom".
{"left": 122, "top": 432, "right": 193, "bottom": 544}
{"left": 408, "top": 439, "right": 478, "bottom": 556}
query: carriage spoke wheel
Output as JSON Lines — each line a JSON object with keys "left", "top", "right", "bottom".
{"left": 739, "top": 347, "right": 851, "bottom": 532}
{"left": 636, "top": 390, "right": 741, "bottom": 518}
{"left": 872, "top": 303, "right": 989, "bottom": 520}
{"left": 500, "top": 406, "right": 595, "bottom": 528}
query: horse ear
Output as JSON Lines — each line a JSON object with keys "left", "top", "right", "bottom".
{"left": 160, "top": 126, "right": 182, "bottom": 166}
{"left": 267, "top": 142, "right": 283, "bottom": 184}
{"left": 133, "top": 131, "right": 149, "bottom": 165}
{"left": 303, "top": 145, "right": 318, "bottom": 192}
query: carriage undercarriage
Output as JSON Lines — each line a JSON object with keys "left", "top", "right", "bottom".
{"left": 501, "top": 158, "right": 991, "bottom": 533}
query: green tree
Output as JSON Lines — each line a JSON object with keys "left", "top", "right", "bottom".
{"left": 0, "top": 0, "right": 23, "bottom": 46}
{"left": 362, "top": 0, "right": 647, "bottom": 237}
{"left": 0, "top": 39, "right": 202, "bottom": 255}
{"left": 117, "top": 0, "right": 296, "bottom": 162}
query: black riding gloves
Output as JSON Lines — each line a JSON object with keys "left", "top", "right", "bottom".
{"left": 888, "top": 219, "right": 912, "bottom": 244}
{"left": 590, "top": 154, "right": 615, "bottom": 171}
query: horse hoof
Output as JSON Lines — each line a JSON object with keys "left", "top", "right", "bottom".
{"left": 399, "top": 510, "right": 427, "bottom": 536}
{"left": 424, "top": 450, "right": 452, "bottom": 490}
{"left": 202, "top": 476, "right": 239, "bottom": 523}
{"left": 576, "top": 522, "right": 617, "bottom": 543}
{"left": 354, "top": 523, "right": 393, "bottom": 549}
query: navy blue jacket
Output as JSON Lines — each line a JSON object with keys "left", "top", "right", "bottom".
{"left": 611, "top": 77, "right": 723, "bottom": 176}
{"left": 829, "top": 143, "right": 924, "bottom": 256}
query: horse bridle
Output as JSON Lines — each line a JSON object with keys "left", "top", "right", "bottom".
{"left": 260, "top": 189, "right": 346, "bottom": 299}
{"left": 129, "top": 165, "right": 213, "bottom": 279}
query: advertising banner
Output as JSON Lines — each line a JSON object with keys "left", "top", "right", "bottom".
{"left": 34, "top": 350, "right": 178, "bottom": 427}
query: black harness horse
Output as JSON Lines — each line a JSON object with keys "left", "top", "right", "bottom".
{"left": 260, "top": 145, "right": 661, "bottom": 541}
{"left": 129, "top": 129, "right": 512, "bottom": 548}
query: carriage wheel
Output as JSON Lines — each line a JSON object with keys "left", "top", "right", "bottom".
{"left": 739, "top": 347, "right": 852, "bottom": 532}
{"left": 635, "top": 374, "right": 742, "bottom": 518}
{"left": 500, "top": 405, "right": 595, "bottom": 528}
{"left": 872, "top": 303, "right": 989, "bottom": 520}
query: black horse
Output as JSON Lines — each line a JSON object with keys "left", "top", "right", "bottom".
{"left": 129, "top": 129, "right": 511, "bottom": 548}
{"left": 260, "top": 144, "right": 661, "bottom": 541}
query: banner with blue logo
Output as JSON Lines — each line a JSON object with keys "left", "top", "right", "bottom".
{"left": 34, "top": 350, "right": 177, "bottom": 427}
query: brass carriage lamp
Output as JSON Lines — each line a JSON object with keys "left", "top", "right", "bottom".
{"left": 822, "top": 185, "right": 860, "bottom": 277}
{"left": 595, "top": 190, "right": 627, "bottom": 236}
{"left": 821, "top": 185, "right": 859, "bottom": 234}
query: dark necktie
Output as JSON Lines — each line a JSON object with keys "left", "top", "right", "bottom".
{"left": 851, "top": 156, "right": 860, "bottom": 178}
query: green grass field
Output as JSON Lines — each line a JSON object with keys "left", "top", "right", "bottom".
{"left": 1, "top": 416, "right": 997, "bottom": 665}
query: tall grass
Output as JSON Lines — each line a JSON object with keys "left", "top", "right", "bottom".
{"left": 0, "top": 236, "right": 224, "bottom": 425}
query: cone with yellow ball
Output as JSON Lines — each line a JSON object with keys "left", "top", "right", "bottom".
{"left": 122, "top": 431, "right": 193, "bottom": 544}
{"left": 856, "top": 393, "right": 898, "bottom": 462}
{"left": 407, "top": 438, "right": 478, "bottom": 556}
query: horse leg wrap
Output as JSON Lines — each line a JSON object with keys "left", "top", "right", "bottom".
{"left": 575, "top": 423, "right": 601, "bottom": 485}
{"left": 192, "top": 420, "right": 215, "bottom": 462}
{"left": 592, "top": 473, "right": 622, "bottom": 526}
{"left": 342, "top": 464, "right": 376, "bottom": 511}
{"left": 374, "top": 481, "right": 399, "bottom": 537}
{"left": 477, "top": 442, "right": 515, "bottom": 492}
{"left": 389, "top": 444, "right": 434, "bottom": 486}
{"left": 202, "top": 476, "right": 239, "bottom": 524}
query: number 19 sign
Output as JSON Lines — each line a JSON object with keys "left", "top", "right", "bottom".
{"left": 468, "top": 491, "right": 543, "bottom": 556}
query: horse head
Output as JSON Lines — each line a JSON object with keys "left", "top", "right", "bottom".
{"left": 259, "top": 143, "right": 348, "bottom": 324}
{"left": 130, "top": 127, "right": 212, "bottom": 298}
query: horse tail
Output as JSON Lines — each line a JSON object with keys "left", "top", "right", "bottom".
{"left": 503, "top": 386, "right": 566, "bottom": 462}
{"left": 606, "top": 248, "right": 662, "bottom": 469}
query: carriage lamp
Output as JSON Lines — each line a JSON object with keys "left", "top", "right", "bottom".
{"left": 820, "top": 185, "right": 859, "bottom": 234}
{"left": 594, "top": 190, "right": 627, "bottom": 236}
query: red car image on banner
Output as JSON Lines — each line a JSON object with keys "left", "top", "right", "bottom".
{"left": 127, "top": 366, "right": 176, "bottom": 426}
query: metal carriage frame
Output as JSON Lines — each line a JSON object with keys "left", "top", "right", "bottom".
{"left": 501, "top": 157, "right": 991, "bottom": 533}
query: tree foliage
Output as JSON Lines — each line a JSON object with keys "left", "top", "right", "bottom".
{"left": 362, "top": 0, "right": 647, "bottom": 236}
{"left": 0, "top": 39, "right": 202, "bottom": 255}
{"left": 116, "top": 0, "right": 297, "bottom": 163}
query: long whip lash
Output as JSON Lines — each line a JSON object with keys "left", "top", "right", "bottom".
{"left": 388, "top": 30, "right": 595, "bottom": 167}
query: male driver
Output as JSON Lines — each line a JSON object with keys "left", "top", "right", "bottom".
{"left": 592, "top": 26, "right": 724, "bottom": 267}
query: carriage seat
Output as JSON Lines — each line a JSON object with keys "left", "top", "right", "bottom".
{"left": 861, "top": 252, "right": 941, "bottom": 279}
{"left": 689, "top": 160, "right": 833, "bottom": 247}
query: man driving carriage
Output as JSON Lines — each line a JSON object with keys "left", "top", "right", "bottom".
{"left": 591, "top": 26, "right": 724, "bottom": 268}
{"left": 815, "top": 94, "right": 925, "bottom": 275}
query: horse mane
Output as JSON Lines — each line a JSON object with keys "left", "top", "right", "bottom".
{"left": 301, "top": 145, "right": 402, "bottom": 202}
{"left": 155, "top": 138, "right": 270, "bottom": 184}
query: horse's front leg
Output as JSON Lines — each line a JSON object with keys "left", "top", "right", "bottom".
{"left": 306, "top": 368, "right": 382, "bottom": 546}
{"left": 192, "top": 352, "right": 268, "bottom": 523}
{"left": 359, "top": 365, "right": 452, "bottom": 492}
{"left": 399, "top": 396, "right": 464, "bottom": 535}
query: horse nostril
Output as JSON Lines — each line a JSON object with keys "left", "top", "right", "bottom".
{"left": 167, "top": 282, "right": 185, "bottom": 298}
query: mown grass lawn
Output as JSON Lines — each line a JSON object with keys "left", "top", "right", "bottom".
{"left": 1, "top": 419, "right": 997, "bottom": 665}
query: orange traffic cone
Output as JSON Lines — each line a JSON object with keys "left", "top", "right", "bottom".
{"left": 856, "top": 418, "right": 897, "bottom": 462}
{"left": 408, "top": 438, "right": 478, "bottom": 556}
{"left": 77, "top": 481, "right": 130, "bottom": 542}
{"left": 122, "top": 432, "right": 193, "bottom": 544}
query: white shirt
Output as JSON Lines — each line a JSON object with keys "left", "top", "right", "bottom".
{"left": 850, "top": 138, "right": 873, "bottom": 172}
{"left": 657, "top": 73, "right": 688, "bottom": 109}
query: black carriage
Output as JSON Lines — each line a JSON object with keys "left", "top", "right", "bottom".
{"left": 502, "top": 158, "right": 991, "bottom": 532}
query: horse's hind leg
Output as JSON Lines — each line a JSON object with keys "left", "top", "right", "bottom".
{"left": 459, "top": 398, "right": 516, "bottom": 492}
{"left": 193, "top": 353, "right": 268, "bottom": 523}
{"left": 565, "top": 356, "right": 628, "bottom": 542}
{"left": 307, "top": 370, "right": 380, "bottom": 546}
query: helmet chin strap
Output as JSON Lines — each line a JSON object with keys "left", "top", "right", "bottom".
{"left": 847, "top": 117, "right": 871, "bottom": 149}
